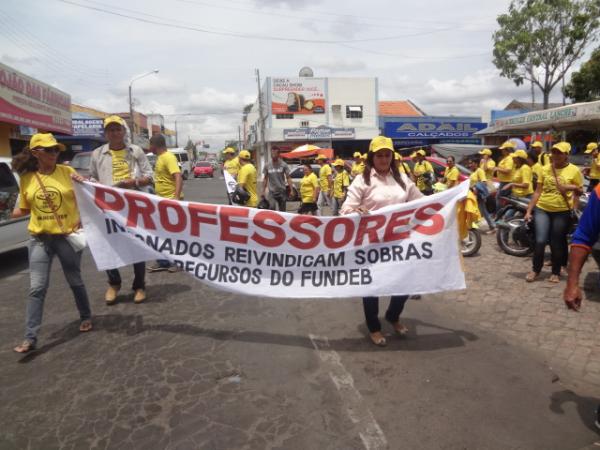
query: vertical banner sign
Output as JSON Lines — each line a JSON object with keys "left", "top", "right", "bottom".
{"left": 74, "top": 181, "right": 470, "bottom": 298}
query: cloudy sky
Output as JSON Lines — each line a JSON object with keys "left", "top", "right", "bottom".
{"left": 0, "top": 0, "right": 590, "bottom": 150}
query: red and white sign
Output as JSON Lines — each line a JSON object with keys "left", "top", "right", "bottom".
{"left": 74, "top": 181, "right": 469, "bottom": 298}
{"left": 0, "top": 62, "right": 72, "bottom": 134}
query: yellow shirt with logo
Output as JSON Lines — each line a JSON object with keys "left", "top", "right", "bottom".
{"left": 333, "top": 170, "right": 350, "bottom": 199}
{"left": 479, "top": 158, "right": 496, "bottom": 179}
{"left": 413, "top": 161, "right": 433, "bottom": 191}
{"left": 110, "top": 149, "right": 131, "bottom": 184}
{"left": 497, "top": 156, "right": 514, "bottom": 182}
{"left": 469, "top": 167, "right": 486, "bottom": 187}
{"left": 511, "top": 165, "right": 533, "bottom": 197}
{"left": 300, "top": 172, "right": 319, "bottom": 203}
{"left": 589, "top": 155, "right": 600, "bottom": 179}
{"left": 19, "top": 165, "right": 80, "bottom": 235}
{"left": 237, "top": 163, "right": 258, "bottom": 207}
{"left": 351, "top": 162, "right": 365, "bottom": 178}
{"left": 319, "top": 164, "right": 332, "bottom": 191}
{"left": 444, "top": 166, "right": 460, "bottom": 184}
{"left": 224, "top": 157, "right": 241, "bottom": 178}
{"left": 536, "top": 163, "right": 583, "bottom": 212}
{"left": 154, "top": 151, "right": 182, "bottom": 199}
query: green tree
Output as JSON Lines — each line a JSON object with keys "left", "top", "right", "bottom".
{"left": 564, "top": 46, "right": 600, "bottom": 101}
{"left": 493, "top": 0, "right": 600, "bottom": 108}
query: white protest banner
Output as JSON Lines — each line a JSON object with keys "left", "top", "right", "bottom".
{"left": 74, "top": 181, "right": 469, "bottom": 298}
{"left": 223, "top": 170, "right": 236, "bottom": 195}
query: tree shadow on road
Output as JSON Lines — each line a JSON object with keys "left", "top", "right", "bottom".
{"left": 582, "top": 272, "right": 600, "bottom": 303}
{"left": 550, "top": 390, "right": 600, "bottom": 435}
{"left": 17, "top": 314, "right": 479, "bottom": 363}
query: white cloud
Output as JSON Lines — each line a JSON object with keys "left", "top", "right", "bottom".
{"left": 311, "top": 58, "right": 367, "bottom": 73}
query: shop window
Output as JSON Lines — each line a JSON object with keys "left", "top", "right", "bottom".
{"left": 276, "top": 114, "right": 294, "bottom": 119}
{"left": 346, "top": 105, "right": 363, "bottom": 119}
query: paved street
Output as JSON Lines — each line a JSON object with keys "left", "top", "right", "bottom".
{"left": 2, "top": 176, "right": 600, "bottom": 450}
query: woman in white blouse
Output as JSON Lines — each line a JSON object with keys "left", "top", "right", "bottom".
{"left": 340, "top": 136, "right": 423, "bottom": 346}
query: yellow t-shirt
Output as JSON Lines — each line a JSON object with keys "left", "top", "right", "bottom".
{"left": 531, "top": 162, "right": 543, "bottom": 181}
{"left": 319, "top": 164, "right": 332, "bottom": 191}
{"left": 237, "top": 163, "right": 258, "bottom": 207}
{"left": 589, "top": 155, "right": 600, "bottom": 179}
{"left": 479, "top": 158, "right": 496, "bottom": 179}
{"left": 398, "top": 162, "right": 411, "bottom": 174}
{"left": 110, "top": 149, "right": 131, "bottom": 184}
{"left": 536, "top": 163, "right": 583, "bottom": 212}
{"left": 497, "top": 156, "right": 514, "bottom": 182}
{"left": 333, "top": 170, "right": 350, "bottom": 199}
{"left": 351, "top": 162, "right": 365, "bottom": 178}
{"left": 444, "top": 166, "right": 460, "bottom": 184}
{"left": 538, "top": 152, "right": 551, "bottom": 167}
{"left": 19, "top": 165, "right": 80, "bottom": 235}
{"left": 154, "top": 151, "right": 182, "bottom": 199}
{"left": 300, "top": 172, "right": 318, "bottom": 203}
{"left": 511, "top": 165, "right": 533, "bottom": 197}
{"left": 413, "top": 161, "right": 433, "bottom": 191}
{"left": 224, "top": 157, "right": 241, "bottom": 178}
{"left": 469, "top": 167, "right": 486, "bottom": 187}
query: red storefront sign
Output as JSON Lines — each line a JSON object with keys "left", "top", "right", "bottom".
{"left": 0, "top": 62, "right": 72, "bottom": 134}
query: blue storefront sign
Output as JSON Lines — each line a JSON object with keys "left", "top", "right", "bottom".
{"left": 384, "top": 121, "right": 487, "bottom": 139}
{"left": 72, "top": 118, "right": 104, "bottom": 138}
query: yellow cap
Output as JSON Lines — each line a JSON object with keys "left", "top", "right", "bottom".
{"left": 410, "top": 152, "right": 417, "bottom": 158}
{"left": 531, "top": 141, "right": 543, "bottom": 148}
{"left": 585, "top": 142, "right": 598, "bottom": 154}
{"left": 29, "top": 133, "right": 66, "bottom": 151}
{"left": 103, "top": 115, "right": 126, "bottom": 128}
{"left": 416, "top": 149, "right": 426, "bottom": 157}
{"left": 360, "top": 153, "right": 367, "bottom": 160}
{"left": 238, "top": 150, "right": 251, "bottom": 160}
{"left": 478, "top": 148, "right": 492, "bottom": 156}
{"left": 316, "top": 154, "right": 328, "bottom": 161}
{"left": 353, "top": 151, "right": 362, "bottom": 158}
{"left": 333, "top": 159, "right": 345, "bottom": 167}
{"left": 551, "top": 142, "right": 571, "bottom": 153}
{"left": 499, "top": 140, "right": 516, "bottom": 150}
{"left": 512, "top": 149, "right": 528, "bottom": 159}
{"left": 369, "top": 136, "right": 393, "bottom": 153}
{"left": 223, "top": 147, "right": 235, "bottom": 154}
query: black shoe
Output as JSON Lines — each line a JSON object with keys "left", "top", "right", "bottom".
{"left": 148, "top": 264, "right": 169, "bottom": 272}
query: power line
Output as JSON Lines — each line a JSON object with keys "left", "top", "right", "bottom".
{"left": 54, "top": 0, "right": 469, "bottom": 44}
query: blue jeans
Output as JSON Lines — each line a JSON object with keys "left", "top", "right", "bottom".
{"left": 362, "top": 295, "right": 409, "bottom": 333}
{"left": 495, "top": 182, "right": 509, "bottom": 213}
{"left": 532, "top": 208, "right": 571, "bottom": 275}
{"left": 476, "top": 196, "right": 494, "bottom": 229}
{"left": 332, "top": 197, "right": 344, "bottom": 216}
{"left": 317, "top": 191, "right": 331, "bottom": 216}
{"left": 25, "top": 235, "right": 91, "bottom": 345}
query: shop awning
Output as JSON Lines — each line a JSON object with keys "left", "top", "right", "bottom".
{"left": 280, "top": 144, "right": 334, "bottom": 159}
{"left": 475, "top": 100, "right": 600, "bottom": 136}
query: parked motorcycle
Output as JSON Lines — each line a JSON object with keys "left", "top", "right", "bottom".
{"left": 461, "top": 224, "right": 482, "bottom": 257}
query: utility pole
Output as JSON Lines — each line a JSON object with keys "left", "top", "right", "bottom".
{"left": 256, "top": 68, "right": 267, "bottom": 163}
{"left": 238, "top": 125, "right": 242, "bottom": 151}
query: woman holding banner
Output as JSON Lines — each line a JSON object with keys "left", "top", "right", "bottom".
{"left": 10, "top": 133, "right": 92, "bottom": 353}
{"left": 340, "top": 136, "right": 423, "bottom": 347}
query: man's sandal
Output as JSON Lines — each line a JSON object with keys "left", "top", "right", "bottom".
{"left": 390, "top": 322, "right": 409, "bottom": 336}
{"left": 369, "top": 332, "right": 387, "bottom": 347}
{"left": 525, "top": 272, "right": 539, "bottom": 282}
{"left": 13, "top": 340, "right": 35, "bottom": 353}
{"left": 79, "top": 320, "right": 93, "bottom": 332}
{"left": 548, "top": 274, "right": 560, "bottom": 283}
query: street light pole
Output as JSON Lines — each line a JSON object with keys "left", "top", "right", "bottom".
{"left": 128, "top": 69, "right": 159, "bottom": 145}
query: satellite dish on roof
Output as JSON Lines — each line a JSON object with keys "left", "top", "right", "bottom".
{"left": 299, "top": 67, "right": 314, "bottom": 77}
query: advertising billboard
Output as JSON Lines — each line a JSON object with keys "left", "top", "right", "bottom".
{"left": 271, "top": 77, "right": 326, "bottom": 115}
{"left": 0, "top": 62, "right": 72, "bottom": 134}
{"left": 384, "top": 121, "right": 487, "bottom": 139}
{"left": 73, "top": 118, "right": 104, "bottom": 138}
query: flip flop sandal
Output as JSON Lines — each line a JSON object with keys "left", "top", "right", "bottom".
{"left": 525, "top": 272, "right": 540, "bottom": 282}
{"left": 548, "top": 275, "right": 560, "bottom": 283}
{"left": 13, "top": 340, "right": 35, "bottom": 353}
{"left": 79, "top": 320, "right": 93, "bottom": 332}
{"left": 369, "top": 333, "right": 387, "bottom": 347}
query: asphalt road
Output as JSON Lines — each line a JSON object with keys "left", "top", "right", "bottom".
{"left": 0, "top": 175, "right": 599, "bottom": 450}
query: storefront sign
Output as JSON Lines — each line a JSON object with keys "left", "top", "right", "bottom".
{"left": 73, "top": 118, "right": 104, "bottom": 138}
{"left": 284, "top": 127, "right": 355, "bottom": 140}
{"left": 0, "top": 62, "right": 71, "bottom": 134}
{"left": 271, "top": 77, "right": 326, "bottom": 115}
{"left": 384, "top": 121, "right": 487, "bottom": 139}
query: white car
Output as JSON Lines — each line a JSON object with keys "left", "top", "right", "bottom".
{"left": 0, "top": 157, "right": 29, "bottom": 253}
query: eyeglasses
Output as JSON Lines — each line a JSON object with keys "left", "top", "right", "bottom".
{"left": 39, "top": 147, "right": 60, "bottom": 154}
